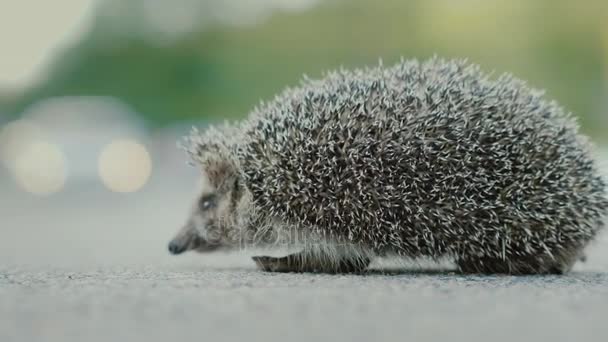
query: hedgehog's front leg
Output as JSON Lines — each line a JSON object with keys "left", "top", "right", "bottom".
{"left": 252, "top": 252, "right": 370, "bottom": 274}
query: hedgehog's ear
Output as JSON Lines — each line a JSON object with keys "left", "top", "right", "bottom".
{"left": 184, "top": 125, "right": 240, "bottom": 193}
{"left": 199, "top": 147, "right": 239, "bottom": 193}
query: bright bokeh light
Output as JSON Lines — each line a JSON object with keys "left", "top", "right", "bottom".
{"left": 0, "top": 119, "right": 45, "bottom": 167}
{"left": 12, "top": 141, "right": 68, "bottom": 196}
{"left": 0, "top": 118, "right": 67, "bottom": 195}
{"left": 98, "top": 140, "right": 152, "bottom": 193}
{"left": 0, "top": 0, "right": 96, "bottom": 90}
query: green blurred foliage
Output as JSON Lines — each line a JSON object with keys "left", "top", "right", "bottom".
{"left": 2, "top": 0, "right": 607, "bottom": 139}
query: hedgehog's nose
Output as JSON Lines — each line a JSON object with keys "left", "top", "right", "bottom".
{"left": 168, "top": 241, "right": 186, "bottom": 255}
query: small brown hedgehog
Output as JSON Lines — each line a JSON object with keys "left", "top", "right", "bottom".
{"left": 168, "top": 58, "right": 608, "bottom": 274}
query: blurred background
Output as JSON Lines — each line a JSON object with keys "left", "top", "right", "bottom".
{"left": 0, "top": 0, "right": 607, "bottom": 268}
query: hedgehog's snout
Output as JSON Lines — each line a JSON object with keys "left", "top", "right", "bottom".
{"left": 168, "top": 240, "right": 187, "bottom": 255}
{"left": 168, "top": 223, "right": 199, "bottom": 255}
{"left": 168, "top": 236, "right": 192, "bottom": 255}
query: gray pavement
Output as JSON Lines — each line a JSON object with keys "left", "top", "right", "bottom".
{"left": 2, "top": 264, "right": 608, "bottom": 342}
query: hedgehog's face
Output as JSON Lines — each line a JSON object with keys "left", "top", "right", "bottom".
{"left": 168, "top": 158, "right": 243, "bottom": 255}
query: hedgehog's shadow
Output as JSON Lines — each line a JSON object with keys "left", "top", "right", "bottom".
{"left": 364, "top": 267, "right": 458, "bottom": 276}
{"left": 362, "top": 258, "right": 459, "bottom": 276}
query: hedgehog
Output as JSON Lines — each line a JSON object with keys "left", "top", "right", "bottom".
{"left": 167, "top": 58, "right": 607, "bottom": 275}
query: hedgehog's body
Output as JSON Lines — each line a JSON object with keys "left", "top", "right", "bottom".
{"left": 170, "top": 58, "right": 607, "bottom": 274}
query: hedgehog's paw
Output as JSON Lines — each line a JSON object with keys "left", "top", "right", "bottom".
{"left": 252, "top": 253, "right": 370, "bottom": 274}
{"left": 252, "top": 255, "right": 294, "bottom": 273}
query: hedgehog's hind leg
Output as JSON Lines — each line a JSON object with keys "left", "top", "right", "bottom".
{"left": 455, "top": 253, "right": 576, "bottom": 275}
{"left": 253, "top": 251, "right": 371, "bottom": 274}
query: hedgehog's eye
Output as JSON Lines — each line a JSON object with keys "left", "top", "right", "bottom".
{"left": 199, "top": 194, "right": 217, "bottom": 211}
